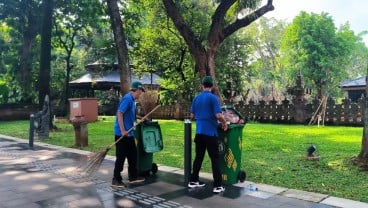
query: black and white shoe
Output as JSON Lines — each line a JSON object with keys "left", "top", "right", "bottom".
{"left": 111, "top": 178, "right": 126, "bottom": 188}
{"left": 188, "top": 181, "right": 206, "bottom": 188}
{"left": 213, "top": 186, "right": 225, "bottom": 193}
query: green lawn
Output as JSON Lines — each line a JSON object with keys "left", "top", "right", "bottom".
{"left": 0, "top": 117, "right": 367, "bottom": 202}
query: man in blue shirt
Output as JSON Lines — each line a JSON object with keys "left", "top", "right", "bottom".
{"left": 188, "top": 76, "right": 228, "bottom": 193}
{"left": 112, "top": 81, "right": 146, "bottom": 188}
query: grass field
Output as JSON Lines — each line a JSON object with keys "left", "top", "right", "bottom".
{"left": 0, "top": 117, "right": 367, "bottom": 202}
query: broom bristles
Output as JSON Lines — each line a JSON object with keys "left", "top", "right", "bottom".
{"left": 78, "top": 148, "right": 110, "bottom": 176}
{"left": 77, "top": 105, "right": 161, "bottom": 176}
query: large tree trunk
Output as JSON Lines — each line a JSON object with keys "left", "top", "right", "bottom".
{"left": 162, "top": 0, "right": 274, "bottom": 104}
{"left": 106, "top": 0, "right": 130, "bottom": 95}
{"left": 193, "top": 50, "right": 223, "bottom": 103}
{"left": 192, "top": 48, "right": 222, "bottom": 99}
{"left": 64, "top": 49, "right": 73, "bottom": 114}
{"left": 19, "top": 1, "right": 40, "bottom": 103}
{"left": 38, "top": 0, "right": 53, "bottom": 108}
{"left": 19, "top": 33, "right": 36, "bottom": 103}
{"left": 359, "top": 68, "right": 368, "bottom": 159}
{"left": 38, "top": 0, "right": 54, "bottom": 130}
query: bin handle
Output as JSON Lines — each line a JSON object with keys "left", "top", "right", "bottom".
{"left": 108, "top": 105, "right": 161, "bottom": 149}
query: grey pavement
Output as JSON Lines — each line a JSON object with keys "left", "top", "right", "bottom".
{"left": 0, "top": 134, "right": 368, "bottom": 208}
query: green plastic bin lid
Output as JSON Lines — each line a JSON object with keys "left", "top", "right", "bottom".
{"left": 141, "top": 121, "right": 163, "bottom": 153}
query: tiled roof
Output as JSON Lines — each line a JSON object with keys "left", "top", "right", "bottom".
{"left": 69, "top": 71, "right": 160, "bottom": 85}
{"left": 340, "top": 76, "right": 365, "bottom": 88}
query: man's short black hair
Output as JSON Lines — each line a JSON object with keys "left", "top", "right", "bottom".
{"left": 202, "top": 82, "right": 213, "bottom": 88}
{"left": 202, "top": 76, "right": 213, "bottom": 88}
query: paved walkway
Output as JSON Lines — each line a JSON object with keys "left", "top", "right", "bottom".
{"left": 0, "top": 134, "right": 368, "bottom": 208}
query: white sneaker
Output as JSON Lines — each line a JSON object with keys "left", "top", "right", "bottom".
{"left": 213, "top": 186, "right": 225, "bottom": 193}
{"left": 188, "top": 181, "right": 206, "bottom": 188}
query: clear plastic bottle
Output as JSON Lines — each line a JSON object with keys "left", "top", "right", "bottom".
{"left": 249, "top": 184, "right": 258, "bottom": 191}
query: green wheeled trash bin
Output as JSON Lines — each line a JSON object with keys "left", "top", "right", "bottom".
{"left": 218, "top": 105, "right": 246, "bottom": 185}
{"left": 135, "top": 120, "right": 163, "bottom": 177}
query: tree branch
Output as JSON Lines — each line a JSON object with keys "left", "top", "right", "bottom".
{"left": 162, "top": 0, "right": 204, "bottom": 57}
{"left": 208, "top": 0, "right": 236, "bottom": 47}
{"left": 223, "top": 0, "right": 274, "bottom": 41}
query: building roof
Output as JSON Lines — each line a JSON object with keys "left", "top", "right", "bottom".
{"left": 69, "top": 71, "right": 160, "bottom": 90}
{"left": 69, "top": 61, "right": 160, "bottom": 91}
{"left": 340, "top": 76, "right": 366, "bottom": 90}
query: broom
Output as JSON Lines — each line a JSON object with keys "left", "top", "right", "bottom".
{"left": 79, "top": 105, "right": 161, "bottom": 176}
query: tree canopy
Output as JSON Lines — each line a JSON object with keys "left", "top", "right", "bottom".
{"left": 1, "top": 0, "right": 368, "bottom": 113}
{"left": 162, "top": 0, "right": 275, "bottom": 102}
{"left": 281, "top": 11, "right": 365, "bottom": 98}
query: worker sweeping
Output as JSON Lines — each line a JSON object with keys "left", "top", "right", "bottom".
{"left": 112, "top": 81, "right": 147, "bottom": 188}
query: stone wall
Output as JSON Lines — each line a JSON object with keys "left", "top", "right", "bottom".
{"left": 155, "top": 98, "right": 365, "bottom": 126}
{"left": 2, "top": 98, "right": 365, "bottom": 126}
{"left": 0, "top": 104, "right": 39, "bottom": 121}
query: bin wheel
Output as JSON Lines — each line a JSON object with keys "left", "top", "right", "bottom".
{"left": 151, "top": 163, "right": 158, "bottom": 174}
{"left": 238, "top": 170, "right": 246, "bottom": 182}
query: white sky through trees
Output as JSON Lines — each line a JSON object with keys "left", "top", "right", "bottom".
{"left": 261, "top": 0, "right": 368, "bottom": 45}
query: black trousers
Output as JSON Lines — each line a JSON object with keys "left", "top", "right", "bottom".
{"left": 190, "top": 134, "right": 222, "bottom": 187}
{"left": 113, "top": 135, "right": 138, "bottom": 181}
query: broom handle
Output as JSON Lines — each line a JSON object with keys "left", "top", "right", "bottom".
{"left": 108, "top": 105, "right": 161, "bottom": 149}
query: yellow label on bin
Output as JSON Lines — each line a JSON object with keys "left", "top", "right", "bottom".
{"left": 222, "top": 174, "right": 228, "bottom": 181}
{"left": 225, "top": 148, "right": 237, "bottom": 171}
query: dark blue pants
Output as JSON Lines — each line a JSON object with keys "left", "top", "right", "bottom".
{"left": 190, "top": 134, "right": 222, "bottom": 187}
{"left": 113, "top": 135, "right": 138, "bottom": 181}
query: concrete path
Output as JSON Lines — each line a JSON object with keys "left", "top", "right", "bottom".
{"left": 0, "top": 134, "right": 367, "bottom": 208}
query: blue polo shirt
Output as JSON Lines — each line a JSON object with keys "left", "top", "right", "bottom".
{"left": 190, "top": 91, "right": 222, "bottom": 136}
{"left": 114, "top": 93, "right": 136, "bottom": 137}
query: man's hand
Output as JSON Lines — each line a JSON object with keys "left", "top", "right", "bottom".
{"left": 222, "top": 121, "right": 228, "bottom": 131}
{"left": 121, "top": 129, "right": 128, "bottom": 137}
{"left": 216, "top": 112, "right": 228, "bottom": 131}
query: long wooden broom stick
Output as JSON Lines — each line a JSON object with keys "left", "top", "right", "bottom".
{"left": 79, "top": 105, "right": 161, "bottom": 175}
{"left": 109, "top": 104, "right": 161, "bottom": 149}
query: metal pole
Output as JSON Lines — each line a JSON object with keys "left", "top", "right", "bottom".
{"left": 184, "top": 119, "right": 192, "bottom": 185}
{"left": 29, "top": 114, "right": 34, "bottom": 149}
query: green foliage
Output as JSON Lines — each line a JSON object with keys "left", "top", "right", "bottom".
{"left": 175, "top": 0, "right": 214, "bottom": 40}
{"left": 0, "top": 22, "right": 12, "bottom": 73}
{"left": 216, "top": 33, "right": 253, "bottom": 99}
{"left": 126, "top": 0, "right": 265, "bottom": 103}
{"left": 0, "top": 0, "right": 111, "bottom": 105}
{"left": 125, "top": 0, "right": 201, "bottom": 103}
{"left": 213, "top": 0, "right": 261, "bottom": 15}
{"left": 158, "top": 72, "right": 197, "bottom": 104}
{"left": 0, "top": 0, "right": 43, "bottom": 104}
{"left": 244, "top": 17, "right": 288, "bottom": 100}
{"left": 281, "top": 11, "right": 362, "bottom": 98}
{"left": 0, "top": 80, "right": 9, "bottom": 103}
{"left": 0, "top": 74, "right": 23, "bottom": 103}
{"left": 2, "top": 0, "right": 367, "bottom": 111}
{"left": 50, "top": 0, "right": 110, "bottom": 108}
{"left": 237, "top": 0, "right": 262, "bottom": 9}
{"left": 1, "top": 119, "right": 367, "bottom": 202}
{"left": 336, "top": 24, "right": 368, "bottom": 79}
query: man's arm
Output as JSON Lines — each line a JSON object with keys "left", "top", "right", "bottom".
{"left": 117, "top": 111, "right": 127, "bottom": 136}
{"left": 216, "top": 113, "right": 228, "bottom": 131}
